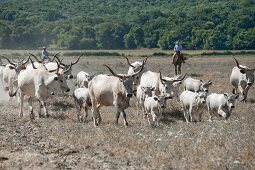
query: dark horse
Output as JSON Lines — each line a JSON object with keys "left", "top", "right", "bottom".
{"left": 172, "top": 52, "right": 186, "bottom": 75}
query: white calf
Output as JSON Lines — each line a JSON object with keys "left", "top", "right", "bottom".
{"left": 73, "top": 88, "right": 92, "bottom": 122}
{"left": 180, "top": 90, "right": 207, "bottom": 123}
{"left": 76, "top": 71, "right": 90, "bottom": 88}
{"left": 136, "top": 85, "right": 155, "bottom": 114}
{"left": 206, "top": 93, "right": 238, "bottom": 121}
{"left": 144, "top": 95, "right": 166, "bottom": 127}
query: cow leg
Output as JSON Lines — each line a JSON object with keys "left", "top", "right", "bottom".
{"left": 136, "top": 100, "right": 140, "bottom": 115}
{"left": 121, "top": 109, "right": 128, "bottom": 127}
{"left": 189, "top": 107, "right": 193, "bottom": 122}
{"left": 115, "top": 110, "right": 120, "bottom": 125}
{"left": 28, "top": 97, "right": 35, "bottom": 120}
{"left": 84, "top": 106, "right": 89, "bottom": 119}
{"left": 198, "top": 110, "right": 203, "bottom": 122}
{"left": 37, "top": 96, "right": 48, "bottom": 117}
{"left": 218, "top": 108, "right": 227, "bottom": 119}
{"left": 238, "top": 85, "right": 245, "bottom": 101}
{"left": 147, "top": 114, "right": 153, "bottom": 127}
{"left": 92, "top": 106, "right": 100, "bottom": 127}
{"left": 181, "top": 103, "right": 189, "bottom": 123}
{"left": 19, "top": 93, "right": 24, "bottom": 117}
{"left": 207, "top": 105, "right": 213, "bottom": 122}
{"left": 75, "top": 102, "right": 82, "bottom": 122}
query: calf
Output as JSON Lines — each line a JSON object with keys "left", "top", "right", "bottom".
{"left": 76, "top": 71, "right": 90, "bottom": 88}
{"left": 184, "top": 77, "right": 212, "bottom": 93}
{"left": 73, "top": 88, "right": 92, "bottom": 122}
{"left": 206, "top": 93, "right": 239, "bottom": 121}
{"left": 144, "top": 95, "right": 166, "bottom": 127}
{"left": 136, "top": 85, "right": 155, "bottom": 114}
{"left": 179, "top": 90, "right": 207, "bottom": 123}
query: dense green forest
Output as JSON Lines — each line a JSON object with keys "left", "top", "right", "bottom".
{"left": 0, "top": 0, "right": 255, "bottom": 50}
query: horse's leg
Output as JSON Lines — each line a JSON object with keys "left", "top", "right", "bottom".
{"left": 174, "top": 65, "right": 178, "bottom": 75}
{"left": 178, "top": 62, "right": 182, "bottom": 74}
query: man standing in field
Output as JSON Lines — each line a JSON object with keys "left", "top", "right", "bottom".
{"left": 172, "top": 40, "right": 185, "bottom": 64}
{"left": 41, "top": 46, "right": 49, "bottom": 63}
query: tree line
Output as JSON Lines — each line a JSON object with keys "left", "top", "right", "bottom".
{"left": 0, "top": 0, "right": 254, "bottom": 50}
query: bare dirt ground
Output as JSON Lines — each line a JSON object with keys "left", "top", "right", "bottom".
{"left": 0, "top": 55, "right": 255, "bottom": 169}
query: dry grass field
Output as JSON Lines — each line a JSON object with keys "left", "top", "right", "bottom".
{"left": 0, "top": 51, "right": 255, "bottom": 169}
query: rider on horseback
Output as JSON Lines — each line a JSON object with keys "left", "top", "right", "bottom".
{"left": 172, "top": 40, "right": 185, "bottom": 64}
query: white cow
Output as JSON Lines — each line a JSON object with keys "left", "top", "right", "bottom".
{"left": 173, "top": 74, "right": 184, "bottom": 99}
{"left": 184, "top": 77, "right": 212, "bottom": 93}
{"left": 180, "top": 90, "right": 207, "bottom": 123}
{"left": 1, "top": 55, "right": 30, "bottom": 96}
{"left": 10, "top": 62, "right": 70, "bottom": 119}
{"left": 144, "top": 95, "right": 166, "bottom": 127}
{"left": 73, "top": 87, "right": 92, "bottom": 122}
{"left": 89, "top": 63, "right": 144, "bottom": 127}
{"left": 76, "top": 71, "right": 90, "bottom": 88}
{"left": 136, "top": 85, "right": 155, "bottom": 114}
{"left": 230, "top": 57, "right": 254, "bottom": 102}
{"left": 140, "top": 71, "right": 186, "bottom": 99}
{"left": 206, "top": 93, "right": 239, "bottom": 121}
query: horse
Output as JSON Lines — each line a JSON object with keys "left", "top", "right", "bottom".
{"left": 172, "top": 52, "right": 186, "bottom": 75}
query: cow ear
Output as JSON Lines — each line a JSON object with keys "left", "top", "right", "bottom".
{"left": 208, "top": 80, "right": 212, "bottom": 85}
{"left": 9, "top": 65, "right": 15, "bottom": 69}
{"left": 239, "top": 69, "right": 245, "bottom": 74}
{"left": 54, "top": 77, "right": 58, "bottom": 81}
{"left": 153, "top": 96, "right": 158, "bottom": 101}
{"left": 224, "top": 93, "right": 228, "bottom": 98}
{"left": 200, "top": 80, "right": 203, "bottom": 83}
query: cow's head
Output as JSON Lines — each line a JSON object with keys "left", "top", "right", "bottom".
{"left": 196, "top": 91, "right": 207, "bottom": 104}
{"left": 55, "top": 55, "right": 81, "bottom": 79}
{"left": 199, "top": 80, "right": 212, "bottom": 93}
{"left": 141, "top": 86, "right": 155, "bottom": 98}
{"left": 104, "top": 61, "right": 145, "bottom": 98}
{"left": 159, "top": 72, "right": 187, "bottom": 99}
{"left": 1, "top": 55, "right": 30, "bottom": 74}
{"left": 124, "top": 56, "right": 149, "bottom": 87}
{"left": 47, "top": 63, "right": 70, "bottom": 93}
{"left": 233, "top": 57, "right": 255, "bottom": 86}
{"left": 153, "top": 95, "right": 167, "bottom": 109}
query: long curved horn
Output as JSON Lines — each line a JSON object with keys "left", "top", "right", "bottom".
{"left": 123, "top": 56, "right": 134, "bottom": 68}
{"left": 233, "top": 57, "right": 243, "bottom": 69}
{"left": 0, "top": 55, "right": 15, "bottom": 65}
{"left": 103, "top": 65, "right": 123, "bottom": 79}
{"left": 29, "top": 53, "right": 42, "bottom": 63}
{"left": 29, "top": 58, "right": 37, "bottom": 69}
{"left": 159, "top": 71, "right": 166, "bottom": 83}
{"left": 130, "top": 61, "right": 145, "bottom": 77}
{"left": 173, "top": 73, "right": 187, "bottom": 82}
{"left": 50, "top": 52, "right": 60, "bottom": 62}
{"left": 71, "top": 55, "right": 81, "bottom": 66}
{"left": 55, "top": 56, "right": 65, "bottom": 66}
{"left": 22, "top": 55, "right": 31, "bottom": 65}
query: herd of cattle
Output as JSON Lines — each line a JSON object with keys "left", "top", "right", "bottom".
{"left": 0, "top": 53, "right": 254, "bottom": 127}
